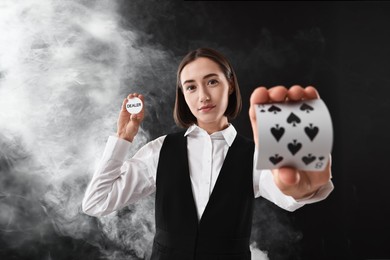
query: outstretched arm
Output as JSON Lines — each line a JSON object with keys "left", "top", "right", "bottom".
{"left": 249, "top": 85, "right": 332, "bottom": 200}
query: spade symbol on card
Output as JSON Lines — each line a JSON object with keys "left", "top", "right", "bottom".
{"left": 304, "top": 123, "right": 319, "bottom": 141}
{"left": 287, "top": 139, "right": 302, "bottom": 155}
{"left": 271, "top": 124, "right": 285, "bottom": 142}
{"left": 315, "top": 156, "right": 326, "bottom": 169}
{"left": 258, "top": 105, "right": 266, "bottom": 113}
{"left": 268, "top": 105, "right": 282, "bottom": 114}
{"left": 302, "top": 154, "right": 316, "bottom": 165}
{"left": 300, "top": 103, "right": 314, "bottom": 113}
{"left": 269, "top": 154, "right": 284, "bottom": 165}
{"left": 287, "top": 113, "right": 301, "bottom": 127}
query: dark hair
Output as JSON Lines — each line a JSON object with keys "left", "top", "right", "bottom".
{"left": 173, "top": 47, "right": 242, "bottom": 128}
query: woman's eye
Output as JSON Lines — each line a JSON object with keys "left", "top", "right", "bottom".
{"left": 185, "top": 85, "right": 196, "bottom": 91}
{"left": 208, "top": 79, "right": 219, "bottom": 86}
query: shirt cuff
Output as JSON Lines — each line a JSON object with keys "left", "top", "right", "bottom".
{"left": 259, "top": 170, "right": 334, "bottom": 212}
{"left": 101, "top": 135, "right": 131, "bottom": 162}
{"left": 295, "top": 180, "right": 334, "bottom": 204}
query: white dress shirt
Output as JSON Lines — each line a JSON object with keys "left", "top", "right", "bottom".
{"left": 82, "top": 124, "right": 334, "bottom": 218}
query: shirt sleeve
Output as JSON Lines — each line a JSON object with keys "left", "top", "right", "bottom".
{"left": 253, "top": 148, "right": 334, "bottom": 212}
{"left": 82, "top": 135, "right": 165, "bottom": 217}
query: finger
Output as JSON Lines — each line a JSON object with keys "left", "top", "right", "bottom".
{"left": 131, "top": 112, "right": 143, "bottom": 121}
{"left": 249, "top": 87, "right": 269, "bottom": 146}
{"left": 268, "top": 86, "right": 288, "bottom": 102}
{"left": 138, "top": 94, "right": 144, "bottom": 103}
{"left": 249, "top": 87, "right": 268, "bottom": 127}
{"left": 250, "top": 86, "right": 269, "bottom": 105}
{"left": 121, "top": 98, "right": 128, "bottom": 111}
{"left": 287, "top": 85, "right": 305, "bottom": 101}
{"left": 127, "top": 93, "right": 139, "bottom": 99}
{"left": 130, "top": 114, "right": 138, "bottom": 120}
{"left": 303, "top": 86, "right": 320, "bottom": 100}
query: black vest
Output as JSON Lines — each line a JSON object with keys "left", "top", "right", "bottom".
{"left": 151, "top": 131, "right": 255, "bottom": 260}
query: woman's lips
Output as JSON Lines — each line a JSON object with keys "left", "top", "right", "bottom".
{"left": 198, "top": 105, "right": 216, "bottom": 112}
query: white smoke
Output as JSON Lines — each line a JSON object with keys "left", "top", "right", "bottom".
{"left": 0, "top": 0, "right": 171, "bottom": 258}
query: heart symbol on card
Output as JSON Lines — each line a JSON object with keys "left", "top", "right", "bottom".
{"left": 268, "top": 105, "right": 282, "bottom": 114}
{"left": 270, "top": 124, "right": 285, "bottom": 142}
{"left": 269, "top": 154, "right": 284, "bottom": 165}
{"left": 287, "top": 112, "right": 301, "bottom": 127}
{"left": 300, "top": 103, "right": 314, "bottom": 113}
{"left": 304, "top": 123, "right": 319, "bottom": 141}
{"left": 287, "top": 139, "right": 302, "bottom": 155}
{"left": 302, "top": 154, "right": 316, "bottom": 165}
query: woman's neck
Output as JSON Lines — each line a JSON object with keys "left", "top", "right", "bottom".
{"left": 197, "top": 117, "right": 229, "bottom": 135}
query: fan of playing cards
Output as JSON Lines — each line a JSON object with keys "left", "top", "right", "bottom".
{"left": 256, "top": 99, "right": 333, "bottom": 171}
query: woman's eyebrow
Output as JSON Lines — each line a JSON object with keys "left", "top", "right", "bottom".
{"left": 182, "top": 73, "right": 219, "bottom": 85}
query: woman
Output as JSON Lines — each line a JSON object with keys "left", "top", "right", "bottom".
{"left": 82, "top": 48, "right": 333, "bottom": 259}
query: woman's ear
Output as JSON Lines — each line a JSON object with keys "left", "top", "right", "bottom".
{"left": 229, "top": 84, "right": 234, "bottom": 95}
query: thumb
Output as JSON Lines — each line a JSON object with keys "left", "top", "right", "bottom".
{"left": 272, "top": 167, "right": 300, "bottom": 191}
{"left": 249, "top": 87, "right": 269, "bottom": 146}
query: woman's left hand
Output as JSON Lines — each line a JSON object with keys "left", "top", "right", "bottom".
{"left": 249, "top": 85, "right": 332, "bottom": 199}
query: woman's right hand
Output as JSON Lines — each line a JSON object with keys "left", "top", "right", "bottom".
{"left": 116, "top": 93, "right": 145, "bottom": 142}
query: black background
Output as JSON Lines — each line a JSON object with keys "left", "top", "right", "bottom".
{"left": 119, "top": 1, "right": 390, "bottom": 259}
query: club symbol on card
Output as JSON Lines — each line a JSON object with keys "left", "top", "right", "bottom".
{"left": 271, "top": 124, "right": 285, "bottom": 142}
{"left": 287, "top": 139, "right": 302, "bottom": 155}
{"left": 302, "top": 154, "right": 317, "bottom": 165}
{"left": 268, "top": 105, "right": 282, "bottom": 114}
{"left": 300, "top": 103, "right": 314, "bottom": 113}
{"left": 304, "top": 123, "right": 319, "bottom": 141}
{"left": 269, "top": 154, "right": 284, "bottom": 165}
{"left": 287, "top": 113, "right": 301, "bottom": 127}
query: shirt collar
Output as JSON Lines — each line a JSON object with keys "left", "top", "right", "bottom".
{"left": 184, "top": 124, "right": 237, "bottom": 147}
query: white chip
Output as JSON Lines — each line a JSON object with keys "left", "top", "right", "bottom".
{"left": 126, "top": 97, "right": 143, "bottom": 114}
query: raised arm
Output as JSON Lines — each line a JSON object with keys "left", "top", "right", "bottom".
{"left": 82, "top": 93, "right": 161, "bottom": 217}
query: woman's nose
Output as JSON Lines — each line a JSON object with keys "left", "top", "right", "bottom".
{"left": 199, "top": 87, "right": 210, "bottom": 102}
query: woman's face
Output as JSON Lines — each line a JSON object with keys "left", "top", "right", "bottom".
{"left": 180, "top": 57, "right": 231, "bottom": 131}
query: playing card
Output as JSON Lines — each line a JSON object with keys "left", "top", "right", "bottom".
{"left": 255, "top": 99, "right": 333, "bottom": 171}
